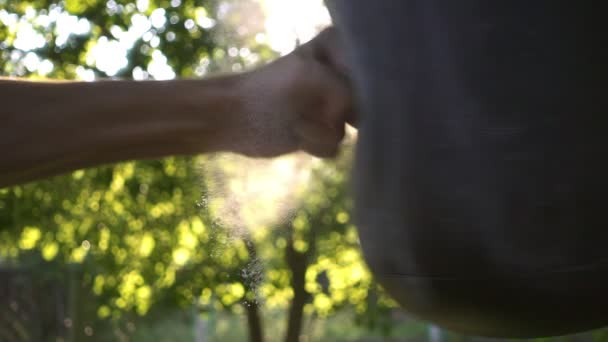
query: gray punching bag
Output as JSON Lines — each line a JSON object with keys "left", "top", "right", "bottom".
{"left": 328, "top": 0, "right": 608, "bottom": 337}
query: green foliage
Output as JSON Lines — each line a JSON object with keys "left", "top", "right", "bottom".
{"left": 0, "top": 0, "right": 273, "bottom": 79}
{"left": 1, "top": 158, "right": 219, "bottom": 317}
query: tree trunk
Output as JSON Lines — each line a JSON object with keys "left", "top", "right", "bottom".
{"left": 245, "top": 300, "right": 264, "bottom": 342}
{"left": 285, "top": 281, "right": 307, "bottom": 342}
{"left": 284, "top": 240, "right": 310, "bottom": 342}
{"left": 66, "top": 264, "right": 81, "bottom": 342}
{"left": 243, "top": 237, "right": 265, "bottom": 342}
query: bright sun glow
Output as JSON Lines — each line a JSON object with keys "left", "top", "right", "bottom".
{"left": 262, "top": 0, "right": 332, "bottom": 55}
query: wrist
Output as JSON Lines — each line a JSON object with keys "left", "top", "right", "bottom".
{"left": 213, "top": 70, "right": 276, "bottom": 155}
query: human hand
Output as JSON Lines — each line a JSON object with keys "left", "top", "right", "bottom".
{"left": 230, "top": 27, "right": 353, "bottom": 158}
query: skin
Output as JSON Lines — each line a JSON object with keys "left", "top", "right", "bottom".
{"left": 0, "top": 27, "right": 352, "bottom": 188}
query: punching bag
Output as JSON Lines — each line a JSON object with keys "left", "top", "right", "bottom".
{"left": 328, "top": 0, "right": 608, "bottom": 337}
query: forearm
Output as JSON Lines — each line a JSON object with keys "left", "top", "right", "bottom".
{"left": 0, "top": 77, "right": 242, "bottom": 187}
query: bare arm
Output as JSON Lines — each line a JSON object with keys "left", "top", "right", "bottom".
{"left": 0, "top": 77, "right": 240, "bottom": 187}
{"left": 0, "top": 28, "right": 352, "bottom": 187}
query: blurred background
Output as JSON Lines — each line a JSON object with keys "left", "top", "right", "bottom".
{"left": 0, "top": 0, "right": 607, "bottom": 341}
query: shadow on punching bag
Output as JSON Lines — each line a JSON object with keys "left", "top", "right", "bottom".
{"left": 328, "top": 0, "right": 608, "bottom": 337}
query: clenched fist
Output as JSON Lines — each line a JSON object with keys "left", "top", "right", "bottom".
{"left": 229, "top": 27, "right": 353, "bottom": 158}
